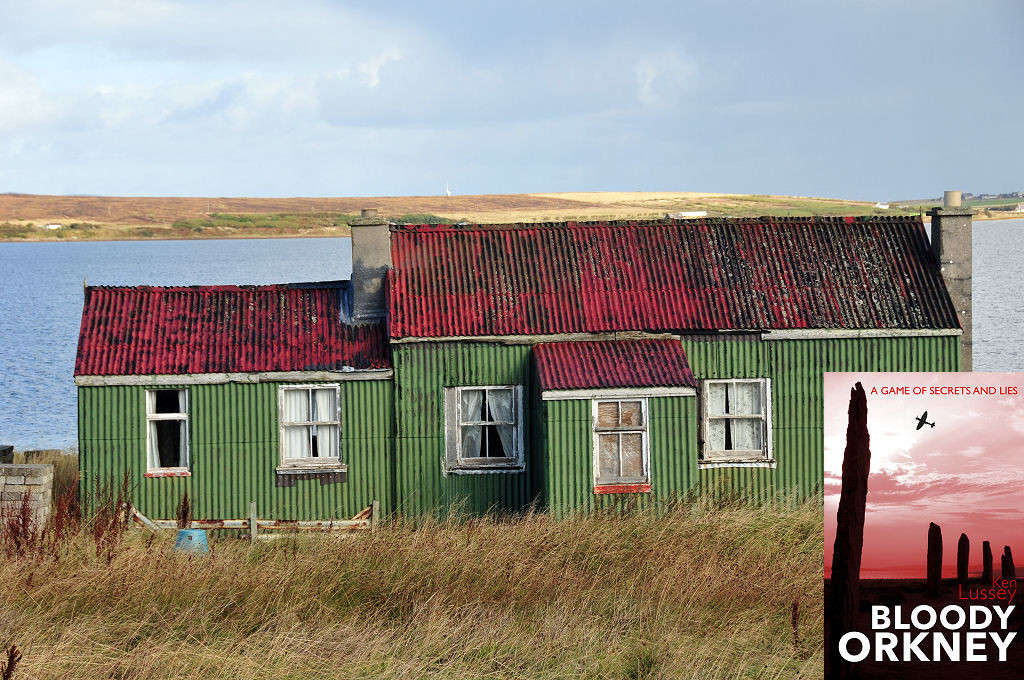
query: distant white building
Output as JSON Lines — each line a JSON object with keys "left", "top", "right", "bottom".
{"left": 42, "top": 223, "right": 62, "bottom": 230}
{"left": 666, "top": 211, "right": 708, "bottom": 219}
{"left": 874, "top": 202, "right": 890, "bottom": 210}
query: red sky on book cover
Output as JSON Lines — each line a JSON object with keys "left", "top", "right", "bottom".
{"left": 824, "top": 372, "right": 1024, "bottom": 579}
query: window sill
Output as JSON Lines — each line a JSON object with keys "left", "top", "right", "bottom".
{"left": 276, "top": 464, "right": 347, "bottom": 474}
{"left": 445, "top": 463, "right": 525, "bottom": 475}
{"left": 275, "top": 466, "right": 347, "bottom": 487}
{"left": 698, "top": 459, "right": 776, "bottom": 469}
{"left": 594, "top": 483, "right": 651, "bottom": 495}
{"left": 144, "top": 469, "right": 191, "bottom": 478}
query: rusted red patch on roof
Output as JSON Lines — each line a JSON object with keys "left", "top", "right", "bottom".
{"left": 75, "top": 282, "right": 390, "bottom": 376}
{"left": 535, "top": 339, "right": 696, "bottom": 391}
{"left": 387, "top": 217, "right": 959, "bottom": 338}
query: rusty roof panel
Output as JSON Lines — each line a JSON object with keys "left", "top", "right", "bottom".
{"left": 387, "top": 216, "right": 960, "bottom": 338}
{"left": 75, "top": 282, "right": 390, "bottom": 376}
{"left": 534, "top": 339, "right": 696, "bottom": 391}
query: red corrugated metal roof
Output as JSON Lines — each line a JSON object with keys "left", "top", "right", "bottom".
{"left": 387, "top": 216, "right": 960, "bottom": 338}
{"left": 534, "top": 339, "right": 696, "bottom": 391}
{"left": 75, "top": 282, "right": 390, "bottom": 376}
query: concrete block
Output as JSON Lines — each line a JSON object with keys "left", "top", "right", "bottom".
{"left": 1, "top": 491, "right": 28, "bottom": 501}
{"left": 4, "top": 476, "right": 24, "bottom": 485}
{"left": 3, "top": 485, "right": 27, "bottom": 494}
{"left": 0, "top": 464, "right": 52, "bottom": 476}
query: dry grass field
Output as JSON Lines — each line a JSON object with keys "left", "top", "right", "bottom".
{"left": 0, "top": 190, "right": 942, "bottom": 242}
{"left": 0, "top": 476, "right": 824, "bottom": 680}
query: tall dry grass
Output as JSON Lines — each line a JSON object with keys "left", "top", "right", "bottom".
{"left": 0, "top": 492, "right": 823, "bottom": 679}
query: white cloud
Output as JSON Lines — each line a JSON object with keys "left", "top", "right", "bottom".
{"left": 634, "top": 50, "right": 697, "bottom": 108}
{"left": 357, "top": 50, "right": 403, "bottom": 88}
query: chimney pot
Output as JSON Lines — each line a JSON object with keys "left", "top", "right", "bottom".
{"left": 943, "top": 190, "right": 961, "bottom": 208}
{"left": 361, "top": 208, "right": 378, "bottom": 218}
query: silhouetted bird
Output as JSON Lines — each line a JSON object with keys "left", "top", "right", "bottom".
{"left": 915, "top": 411, "right": 936, "bottom": 430}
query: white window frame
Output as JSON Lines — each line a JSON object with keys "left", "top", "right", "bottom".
{"left": 278, "top": 384, "right": 344, "bottom": 470}
{"left": 699, "top": 378, "right": 774, "bottom": 467}
{"left": 592, "top": 397, "right": 651, "bottom": 487}
{"left": 443, "top": 385, "right": 525, "bottom": 474}
{"left": 145, "top": 388, "right": 190, "bottom": 473}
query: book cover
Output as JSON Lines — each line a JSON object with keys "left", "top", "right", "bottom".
{"left": 824, "top": 372, "right": 1023, "bottom": 679}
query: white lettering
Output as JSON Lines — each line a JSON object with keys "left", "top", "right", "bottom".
{"left": 875, "top": 632, "right": 898, "bottom": 661}
{"left": 965, "top": 632, "right": 987, "bottom": 661}
{"left": 903, "top": 632, "right": 930, "bottom": 661}
{"left": 911, "top": 605, "right": 937, "bottom": 630}
{"left": 991, "top": 632, "right": 1017, "bottom": 662}
{"left": 871, "top": 606, "right": 890, "bottom": 629}
{"left": 940, "top": 605, "right": 967, "bottom": 630}
{"left": 839, "top": 632, "right": 870, "bottom": 662}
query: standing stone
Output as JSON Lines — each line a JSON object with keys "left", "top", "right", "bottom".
{"left": 927, "top": 523, "right": 943, "bottom": 596}
{"left": 828, "top": 383, "right": 871, "bottom": 680}
{"left": 957, "top": 533, "right": 970, "bottom": 587}
{"left": 982, "top": 541, "right": 993, "bottom": 583}
{"left": 1003, "top": 547, "right": 1016, "bottom": 581}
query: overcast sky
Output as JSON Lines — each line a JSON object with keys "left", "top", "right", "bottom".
{"left": 824, "top": 372, "right": 1024, "bottom": 579}
{"left": 1, "top": 1, "right": 1021, "bottom": 199}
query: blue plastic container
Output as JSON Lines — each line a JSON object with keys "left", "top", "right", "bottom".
{"left": 174, "top": 529, "right": 209, "bottom": 553}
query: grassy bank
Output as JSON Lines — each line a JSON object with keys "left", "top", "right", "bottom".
{"left": 0, "top": 190, "right": 950, "bottom": 243}
{"left": 0, "top": 493, "right": 823, "bottom": 679}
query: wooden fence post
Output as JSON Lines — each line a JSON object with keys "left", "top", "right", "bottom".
{"left": 250, "top": 500, "right": 258, "bottom": 541}
{"left": 371, "top": 499, "right": 380, "bottom": 532}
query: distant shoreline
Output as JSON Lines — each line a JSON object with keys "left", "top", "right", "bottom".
{"left": 1, "top": 190, "right": 1017, "bottom": 243}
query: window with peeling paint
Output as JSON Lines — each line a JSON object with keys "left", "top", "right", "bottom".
{"left": 146, "top": 389, "right": 189, "bottom": 472}
{"left": 700, "top": 379, "right": 773, "bottom": 466}
{"left": 278, "top": 384, "right": 343, "bottom": 469}
{"left": 444, "top": 386, "right": 525, "bottom": 473}
{"left": 592, "top": 398, "right": 649, "bottom": 487}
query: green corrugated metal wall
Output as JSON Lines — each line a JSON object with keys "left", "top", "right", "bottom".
{"left": 392, "top": 343, "right": 536, "bottom": 516}
{"left": 393, "top": 334, "right": 958, "bottom": 515}
{"left": 78, "top": 380, "right": 393, "bottom": 521}
{"left": 541, "top": 396, "right": 697, "bottom": 518}
{"left": 682, "top": 333, "right": 959, "bottom": 500}
{"left": 79, "top": 334, "right": 959, "bottom": 518}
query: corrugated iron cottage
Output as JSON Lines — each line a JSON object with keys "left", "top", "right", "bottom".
{"left": 75, "top": 209, "right": 971, "bottom": 520}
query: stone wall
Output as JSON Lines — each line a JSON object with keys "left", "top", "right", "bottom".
{"left": 0, "top": 464, "right": 54, "bottom": 529}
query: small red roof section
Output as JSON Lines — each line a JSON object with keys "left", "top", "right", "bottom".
{"left": 534, "top": 339, "right": 696, "bottom": 391}
{"left": 75, "top": 282, "right": 390, "bottom": 376}
{"left": 387, "top": 216, "right": 960, "bottom": 338}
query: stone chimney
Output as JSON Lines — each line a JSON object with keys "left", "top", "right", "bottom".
{"left": 349, "top": 208, "right": 391, "bottom": 321}
{"left": 928, "top": 191, "right": 973, "bottom": 370}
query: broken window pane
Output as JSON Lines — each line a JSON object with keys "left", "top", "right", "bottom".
{"left": 150, "top": 421, "right": 182, "bottom": 467}
{"left": 154, "top": 389, "right": 182, "bottom": 414}
{"left": 146, "top": 389, "right": 188, "bottom": 470}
